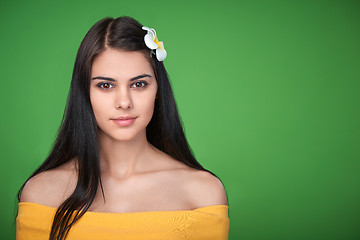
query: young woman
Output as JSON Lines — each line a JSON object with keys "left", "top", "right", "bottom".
{"left": 16, "top": 16, "right": 229, "bottom": 240}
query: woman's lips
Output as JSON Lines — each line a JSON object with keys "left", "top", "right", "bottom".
{"left": 112, "top": 116, "right": 137, "bottom": 127}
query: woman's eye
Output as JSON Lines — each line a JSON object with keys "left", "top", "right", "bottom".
{"left": 97, "top": 82, "right": 114, "bottom": 89}
{"left": 131, "top": 81, "right": 148, "bottom": 88}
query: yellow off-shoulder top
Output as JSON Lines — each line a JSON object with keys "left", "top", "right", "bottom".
{"left": 16, "top": 202, "right": 229, "bottom": 240}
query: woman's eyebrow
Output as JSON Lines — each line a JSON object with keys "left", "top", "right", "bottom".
{"left": 130, "top": 74, "right": 152, "bottom": 81}
{"left": 91, "top": 76, "right": 116, "bottom": 81}
{"left": 91, "top": 74, "right": 152, "bottom": 82}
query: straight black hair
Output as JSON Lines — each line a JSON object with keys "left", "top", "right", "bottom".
{"left": 17, "top": 16, "right": 228, "bottom": 240}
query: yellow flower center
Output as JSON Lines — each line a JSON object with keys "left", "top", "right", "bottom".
{"left": 154, "top": 36, "right": 164, "bottom": 49}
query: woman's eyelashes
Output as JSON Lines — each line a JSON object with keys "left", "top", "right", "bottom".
{"left": 96, "top": 81, "right": 149, "bottom": 90}
{"left": 96, "top": 82, "right": 115, "bottom": 89}
{"left": 130, "top": 81, "right": 149, "bottom": 88}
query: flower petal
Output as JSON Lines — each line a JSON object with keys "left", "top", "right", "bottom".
{"left": 144, "top": 33, "right": 158, "bottom": 49}
{"left": 156, "top": 48, "right": 167, "bottom": 61}
{"left": 142, "top": 26, "right": 151, "bottom": 31}
{"left": 150, "top": 28, "right": 156, "bottom": 37}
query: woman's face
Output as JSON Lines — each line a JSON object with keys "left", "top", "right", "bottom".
{"left": 90, "top": 48, "right": 158, "bottom": 142}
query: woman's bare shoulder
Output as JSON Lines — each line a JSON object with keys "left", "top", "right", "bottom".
{"left": 182, "top": 168, "right": 229, "bottom": 208}
{"left": 20, "top": 160, "right": 77, "bottom": 208}
{"left": 150, "top": 147, "right": 228, "bottom": 207}
{"left": 154, "top": 155, "right": 228, "bottom": 208}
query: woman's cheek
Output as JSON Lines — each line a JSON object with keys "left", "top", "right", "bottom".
{"left": 91, "top": 92, "right": 109, "bottom": 125}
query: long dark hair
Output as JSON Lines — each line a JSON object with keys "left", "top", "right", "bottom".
{"left": 17, "top": 16, "right": 227, "bottom": 240}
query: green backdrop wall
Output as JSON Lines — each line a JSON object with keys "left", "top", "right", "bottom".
{"left": 1, "top": 0, "right": 359, "bottom": 239}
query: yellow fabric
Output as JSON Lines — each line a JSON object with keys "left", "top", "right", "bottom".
{"left": 16, "top": 202, "right": 229, "bottom": 240}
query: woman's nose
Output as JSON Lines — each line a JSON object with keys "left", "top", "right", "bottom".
{"left": 115, "top": 87, "right": 133, "bottom": 110}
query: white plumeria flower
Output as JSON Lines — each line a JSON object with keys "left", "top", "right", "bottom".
{"left": 142, "top": 26, "right": 167, "bottom": 61}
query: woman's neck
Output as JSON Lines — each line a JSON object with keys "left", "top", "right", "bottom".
{"left": 97, "top": 130, "right": 152, "bottom": 179}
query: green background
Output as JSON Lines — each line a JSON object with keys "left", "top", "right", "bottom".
{"left": 1, "top": 0, "right": 359, "bottom": 239}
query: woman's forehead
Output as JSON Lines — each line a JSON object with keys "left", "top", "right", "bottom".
{"left": 91, "top": 49, "right": 154, "bottom": 79}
